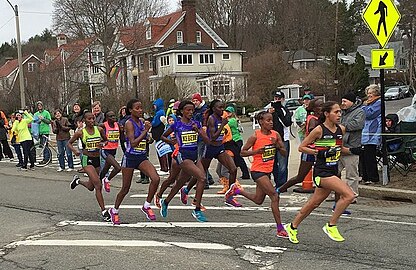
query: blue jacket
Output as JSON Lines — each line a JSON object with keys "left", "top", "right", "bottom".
{"left": 361, "top": 99, "right": 381, "bottom": 145}
{"left": 152, "top": 98, "right": 165, "bottom": 127}
{"left": 193, "top": 101, "right": 208, "bottom": 125}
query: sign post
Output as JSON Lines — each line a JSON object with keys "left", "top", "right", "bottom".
{"left": 362, "top": 0, "right": 401, "bottom": 185}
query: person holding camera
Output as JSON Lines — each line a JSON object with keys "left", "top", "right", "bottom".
{"left": 52, "top": 109, "right": 74, "bottom": 172}
{"left": 270, "top": 91, "right": 292, "bottom": 188}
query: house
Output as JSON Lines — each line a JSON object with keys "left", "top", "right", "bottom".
{"left": 339, "top": 41, "right": 408, "bottom": 84}
{"left": 0, "top": 54, "right": 42, "bottom": 108}
{"left": 114, "top": 0, "right": 247, "bottom": 101}
{"left": 282, "top": 50, "right": 322, "bottom": 70}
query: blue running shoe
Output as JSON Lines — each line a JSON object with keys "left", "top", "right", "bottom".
{"left": 160, "top": 199, "right": 168, "bottom": 218}
{"left": 192, "top": 210, "right": 207, "bottom": 222}
{"left": 332, "top": 204, "right": 351, "bottom": 216}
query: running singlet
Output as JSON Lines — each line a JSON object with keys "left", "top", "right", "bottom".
{"left": 171, "top": 120, "right": 201, "bottom": 151}
{"left": 251, "top": 130, "right": 278, "bottom": 173}
{"left": 125, "top": 119, "right": 147, "bottom": 155}
{"left": 208, "top": 115, "right": 225, "bottom": 142}
{"left": 314, "top": 124, "right": 343, "bottom": 174}
{"left": 81, "top": 127, "right": 101, "bottom": 153}
{"left": 103, "top": 121, "right": 119, "bottom": 150}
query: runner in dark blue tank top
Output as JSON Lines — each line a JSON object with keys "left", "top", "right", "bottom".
{"left": 160, "top": 100, "right": 209, "bottom": 222}
{"left": 107, "top": 99, "right": 161, "bottom": 225}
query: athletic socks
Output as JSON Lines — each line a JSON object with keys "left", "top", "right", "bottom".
{"left": 143, "top": 201, "right": 151, "bottom": 209}
{"left": 277, "top": 223, "right": 285, "bottom": 231}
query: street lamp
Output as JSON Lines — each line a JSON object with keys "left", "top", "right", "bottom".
{"left": 131, "top": 67, "right": 139, "bottom": 98}
{"left": 6, "top": 0, "right": 25, "bottom": 108}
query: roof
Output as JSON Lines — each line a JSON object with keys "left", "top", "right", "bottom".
{"left": 282, "top": 50, "right": 317, "bottom": 62}
{"left": 156, "top": 43, "right": 244, "bottom": 56}
{"left": 0, "top": 55, "right": 41, "bottom": 78}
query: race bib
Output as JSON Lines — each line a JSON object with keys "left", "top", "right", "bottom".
{"left": 135, "top": 141, "right": 147, "bottom": 152}
{"left": 326, "top": 148, "right": 341, "bottom": 165}
{"left": 107, "top": 130, "right": 119, "bottom": 142}
{"left": 181, "top": 130, "right": 198, "bottom": 147}
{"left": 85, "top": 137, "right": 100, "bottom": 151}
{"left": 262, "top": 144, "right": 276, "bottom": 162}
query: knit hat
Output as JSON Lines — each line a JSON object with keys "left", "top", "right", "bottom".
{"left": 192, "top": 93, "right": 203, "bottom": 103}
{"left": 302, "top": 94, "right": 312, "bottom": 100}
{"left": 342, "top": 92, "right": 356, "bottom": 103}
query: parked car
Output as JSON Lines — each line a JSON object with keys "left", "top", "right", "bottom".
{"left": 400, "top": 85, "right": 414, "bottom": 97}
{"left": 385, "top": 87, "right": 405, "bottom": 100}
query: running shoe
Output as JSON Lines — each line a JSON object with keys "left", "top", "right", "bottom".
{"left": 322, "top": 223, "right": 345, "bottom": 242}
{"left": 284, "top": 223, "right": 299, "bottom": 244}
{"left": 332, "top": 204, "right": 351, "bottom": 216}
{"left": 66, "top": 168, "right": 74, "bottom": 172}
{"left": 192, "top": 209, "right": 207, "bottom": 222}
{"left": 160, "top": 199, "right": 168, "bottom": 218}
{"left": 70, "top": 175, "right": 80, "bottom": 190}
{"left": 180, "top": 186, "right": 188, "bottom": 205}
{"left": 141, "top": 206, "right": 156, "bottom": 221}
{"left": 20, "top": 167, "right": 28, "bottom": 171}
{"left": 141, "top": 177, "right": 150, "bottom": 184}
{"left": 276, "top": 229, "right": 289, "bottom": 239}
{"left": 102, "top": 210, "right": 111, "bottom": 222}
{"left": 225, "top": 183, "right": 241, "bottom": 201}
{"left": 154, "top": 195, "right": 162, "bottom": 209}
{"left": 191, "top": 200, "right": 206, "bottom": 211}
{"left": 109, "top": 208, "right": 120, "bottom": 225}
{"left": 102, "top": 176, "right": 110, "bottom": 193}
{"left": 225, "top": 197, "right": 242, "bottom": 207}
{"left": 57, "top": 168, "right": 64, "bottom": 172}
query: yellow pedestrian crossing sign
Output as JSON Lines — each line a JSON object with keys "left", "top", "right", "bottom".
{"left": 362, "top": 0, "right": 401, "bottom": 48}
{"left": 371, "top": 49, "right": 395, "bottom": 69}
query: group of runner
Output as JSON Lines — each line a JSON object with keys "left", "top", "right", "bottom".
{"left": 67, "top": 95, "right": 356, "bottom": 244}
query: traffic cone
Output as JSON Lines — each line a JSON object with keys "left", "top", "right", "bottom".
{"left": 293, "top": 169, "right": 315, "bottom": 193}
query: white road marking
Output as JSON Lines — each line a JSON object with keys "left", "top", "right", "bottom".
{"left": 8, "top": 239, "right": 233, "bottom": 250}
{"left": 244, "top": 245, "right": 287, "bottom": 254}
{"left": 311, "top": 212, "right": 416, "bottom": 226}
{"left": 104, "top": 205, "right": 301, "bottom": 211}
{"left": 130, "top": 193, "right": 306, "bottom": 200}
{"left": 58, "top": 220, "right": 278, "bottom": 228}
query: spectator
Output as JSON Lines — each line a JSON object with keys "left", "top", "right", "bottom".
{"left": 166, "top": 98, "right": 175, "bottom": 118}
{"left": 338, "top": 92, "right": 365, "bottom": 204}
{"left": 92, "top": 101, "right": 105, "bottom": 125}
{"left": 11, "top": 110, "right": 35, "bottom": 170}
{"left": 0, "top": 109, "right": 14, "bottom": 161}
{"left": 118, "top": 106, "right": 129, "bottom": 153}
{"left": 70, "top": 103, "right": 83, "bottom": 131}
{"left": 34, "top": 101, "right": 52, "bottom": 165}
{"left": 152, "top": 98, "right": 169, "bottom": 172}
{"left": 303, "top": 87, "right": 314, "bottom": 99}
{"left": 294, "top": 94, "right": 312, "bottom": 142}
{"left": 52, "top": 109, "right": 74, "bottom": 172}
{"left": 9, "top": 113, "right": 23, "bottom": 167}
{"left": 361, "top": 85, "right": 382, "bottom": 185}
{"left": 271, "top": 90, "right": 292, "bottom": 188}
{"left": 385, "top": 114, "right": 401, "bottom": 152}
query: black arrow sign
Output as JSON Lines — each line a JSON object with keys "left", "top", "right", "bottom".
{"left": 379, "top": 52, "right": 389, "bottom": 66}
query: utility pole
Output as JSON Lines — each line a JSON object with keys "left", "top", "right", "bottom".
{"left": 334, "top": 0, "right": 339, "bottom": 96}
{"left": 410, "top": 16, "right": 415, "bottom": 93}
{"left": 6, "top": 0, "right": 25, "bottom": 108}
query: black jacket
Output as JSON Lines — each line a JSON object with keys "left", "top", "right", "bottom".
{"left": 271, "top": 101, "right": 292, "bottom": 140}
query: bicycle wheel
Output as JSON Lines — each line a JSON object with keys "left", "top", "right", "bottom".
{"left": 31, "top": 145, "right": 52, "bottom": 167}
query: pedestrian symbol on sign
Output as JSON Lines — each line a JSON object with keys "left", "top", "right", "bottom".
{"left": 375, "top": 1, "right": 388, "bottom": 37}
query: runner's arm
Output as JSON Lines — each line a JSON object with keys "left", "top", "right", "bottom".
{"left": 67, "top": 130, "right": 82, "bottom": 156}
{"left": 241, "top": 134, "right": 261, "bottom": 157}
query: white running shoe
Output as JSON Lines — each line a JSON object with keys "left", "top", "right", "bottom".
{"left": 57, "top": 168, "right": 64, "bottom": 172}
{"left": 66, "top": 168, "right": 74, "bottom": 172}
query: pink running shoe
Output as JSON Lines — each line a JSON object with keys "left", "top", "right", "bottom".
{"left": 225, "top": 183, "right": 241, "bottom": 201}
{"left": 141, "top": 206, "right": 156, "bottom": 221}
{"left": 109, "top": 208, "right": 120, "bottom": 225}
{"left": 180, "top": 187, "right": 188, "bottom": 205}
{"left": 276, "top": 229, "right": 289, "bottom": 239}
{"left": 225, "top": 197, "right": 242, "bottom": 207}
{"left": 102, "top": 177, "right": 110, "bottom": 193}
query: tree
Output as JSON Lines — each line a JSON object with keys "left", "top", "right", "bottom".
{"left": 156, "top": 76, "right": 179, "bottom": 105}
{"left": 337, "top": 52, "right": 369, "bottom": 96}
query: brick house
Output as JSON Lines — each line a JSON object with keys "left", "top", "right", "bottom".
{"left": 114, "top": 0, "right": 247, "bottom": 102}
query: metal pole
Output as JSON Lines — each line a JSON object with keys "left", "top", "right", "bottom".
{"left": 6, "top": 1, "right": 25, "bottom": 108}
{"left": 380, "top": 67, "right": 389, "bottom": 185}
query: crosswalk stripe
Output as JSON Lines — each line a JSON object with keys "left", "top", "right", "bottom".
{"left": 129, "top": 193, "right": 306, "bottom": 200}
{"left": 104, "top": 205, "right": 301, "bottom": 211}
{"left": 58, "top": 220, "right": 278, "bottom": 228}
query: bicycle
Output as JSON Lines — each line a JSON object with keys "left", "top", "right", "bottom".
{"left": 30, "top": 134, "right": 80, "bottom": 168}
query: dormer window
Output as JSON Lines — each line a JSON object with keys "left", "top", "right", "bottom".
{"left": 145, "top": 20, "right": 151, "bottom": 40}
{"left": 177, "top": 31, "right": 183, "bottom": 43}
{"left": 196, "top": 31, "right": 202, "bottom": 43}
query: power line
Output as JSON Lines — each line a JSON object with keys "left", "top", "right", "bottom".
{"left": 0, "top": 16, "right": 14, "bottom": 32}
{"left": 20, "top": 11, "right": 53, "bottom": 15}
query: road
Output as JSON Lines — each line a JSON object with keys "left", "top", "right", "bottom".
{"left": 0, "top": 98, "right": 415, "bottom": 270}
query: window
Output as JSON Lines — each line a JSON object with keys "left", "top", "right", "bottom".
{"left": 160, "top": 56, "right": 170, "bottom": 67}
{"left": 91, "top": 52, "right": 103, "bottom": 63}
{"left": 400, "top": 58, "right": 406, "bottom": 66}
{"left": 177, "top": 31, "right": 183, "bottom": 43}
{"left": 196, "top": 31, "right": 202, "bottom": 43}
{"left": 177, "top": 54, "right": 193, "bottom": 65}
{"left": 212, "top": 79, "right": 230, "bottom": 96}
{"left": 149, "top": 56, "right": 154, "bottom": 70}
{"left": 146, "top": 25, "right": 152, "bottom": 40}
{"left": 138, "top": 56, "right": 144, "bottom": 71}
{"left": 92, "top": 66, "right": 100, "bottom": 74}
{"left": 199, "top": 53, "right": 214, "bottom": 64}
{"left": 94, "top": 86, "right": 103, "bottom": 98}
{"left": 199, "top": 81, "right": 207, "bottom": 97}
{"left": 83, "top": 70, "right": 89, "bottom": 82}
{"left": 28, "top": 62, "right": 35, "bottom": 72}
{"left": 222, "top": 53, "right": 230, "bottom": 60}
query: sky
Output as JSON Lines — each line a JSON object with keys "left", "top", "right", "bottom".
{"left": 0, "top": 0, "right": 179, "bottom": 44}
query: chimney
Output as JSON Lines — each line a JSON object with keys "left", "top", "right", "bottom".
{"left": 182, "top": 0, "right": 197, "bottom": 44}
{"left": 57, "top": 34, "right": 67, "bottom": 48}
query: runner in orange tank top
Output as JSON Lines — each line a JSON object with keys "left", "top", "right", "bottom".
{"left": 225, "top": 111, "right": 289, "bottom": 238}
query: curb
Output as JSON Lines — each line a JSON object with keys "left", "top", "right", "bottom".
{"left": 359, "top": 185, "right": 416, "bottom": 203}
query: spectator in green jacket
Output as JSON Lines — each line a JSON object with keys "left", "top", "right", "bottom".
{"left": 294, "top": 94, "right": 312, "bottom": 142}
{"left": 34, "top": 101, "right": 51, "bottom": 164}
